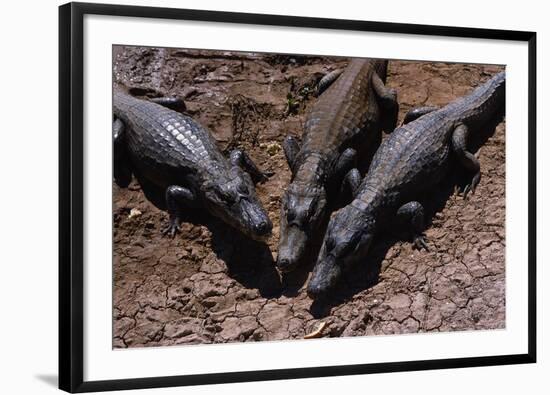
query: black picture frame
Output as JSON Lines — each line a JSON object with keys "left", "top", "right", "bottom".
{"left": 59, "top": 2, "right": 537, "bottom": 393}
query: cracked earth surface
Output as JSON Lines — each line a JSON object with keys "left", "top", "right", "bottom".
{"left": 113, "top": 47, "right": 505, "bottom": 348}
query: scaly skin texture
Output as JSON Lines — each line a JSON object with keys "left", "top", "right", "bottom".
{"left": 113, "top": 49, "right": 505, "bottom": 346}
{"left": 113, "top": 88, "right": 272, "bottom": 241}
{"left": 277, "top": 58, "right": 398, "bottom": 272}
{"left": 308, "top": 71, "right": 505, "bottom": 298}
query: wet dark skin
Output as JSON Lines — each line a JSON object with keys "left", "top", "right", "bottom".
{"left": 308, "top": 72, "right": 505, "bottom": 299}
{"left": 277, "top": 58, "right": 399, "bottom": 273}
{"left": 113, "top": 88, "right": 272, "bottom": 242}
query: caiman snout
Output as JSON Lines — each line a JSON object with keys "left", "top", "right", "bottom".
{"left": 276, "top": 226, "right": 307, "bottom": 273}
{"left": 239, "top": 199, "right": 272, "bottom": 241}
{"left": 252, "top": 219, "right": 272, "bottom": 238}
{"left": 277, "top": 252, "right": 301, "bottom": 273}
{"left": 307, "top": 205, "right": 376, "bottom": 299}
{"left": 203, "top": 178, "right": 272, "bottom": 241}
{"left": 277, "top": 257, "right": 293, "bottom": 273}
{"left": 306, "top": 282, "right": 328, "bottom": 299}
{"left": 307, "top": 256, "right": 342, "bottom": 299}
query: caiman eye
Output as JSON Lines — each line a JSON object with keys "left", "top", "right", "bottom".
{"left": 215, "top": 188, "right": 235, "bottom": 204}
{"left": 348, "top": 233, "right": 363, "bottom": 253}
{"left": 282, "top": 194, "right": 290, "bottom": 209}
{"left": 287, "top": 209, "right": 296, "bottom": 222}
{"left": 325, "top": 236, "right": 335, "bottom": 251}
{"left": 306, "top": 195, "right": 319, "bottom": 218}
{"left": 349, "top": 232, "right": 371, "bottom": 256}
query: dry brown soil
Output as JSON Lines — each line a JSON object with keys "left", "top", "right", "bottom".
{"left": 113, "top": 47, "right": 505, "bottom": 348}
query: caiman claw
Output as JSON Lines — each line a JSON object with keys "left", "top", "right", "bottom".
{"left": 413, "top": 234, "right": 429, "bottom": 251}
{"left": 162, "top": 220, "right": 181, "bottom": 238}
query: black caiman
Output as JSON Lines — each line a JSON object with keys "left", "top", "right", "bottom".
{"left": 307, "top": 71, "right": 506, "bottom": 298}
{"left": 277, "top": 58, "right": 399, "bottom": 272}
{"left": 113, "top": 87, "right": 272, "bottom": 241}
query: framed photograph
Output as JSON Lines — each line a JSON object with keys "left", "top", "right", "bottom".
{"left": 59, "top": 2, "right": 536, "bottom": 393}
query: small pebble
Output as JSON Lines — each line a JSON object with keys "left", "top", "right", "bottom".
{"left": 128, "top": 208, "right": 142, "bottom": 219}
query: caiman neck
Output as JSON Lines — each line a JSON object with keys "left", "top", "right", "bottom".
{"left": 350, "top": 187, "right": 383, "bottom": 217}
{"left": 292, "top": 152, "right": 328, "bottom": 187}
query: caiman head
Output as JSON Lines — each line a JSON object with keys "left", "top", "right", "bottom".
{"left": 307, "top": 204, "right": 376, "bottom": 299}
{"left": 201, "top": 166, "right": 272, "bottom": 241}
{"left": 276, "top": 182, "right": 327, "bottom": 272}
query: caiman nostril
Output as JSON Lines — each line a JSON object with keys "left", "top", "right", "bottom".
{"left": 254, "top": 220, "right": 271, "bottom": 235}
{"left": 277, "top": 258, "right": 289, "bottom": 269}
{"left": 306, "top": 283, "right": 324, "bottom": 299}
{"left": 277, "top": 257, "right": 296, "bottom": 273}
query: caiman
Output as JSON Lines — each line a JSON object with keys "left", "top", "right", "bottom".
{"left": 276, "top": 58, "right": 399, "bottom": 272}
{"left": 307, "top": 71, "right": 505, "bottom": 298}
{"left": 113, "top": 87, "right": 272, "bottom": 241}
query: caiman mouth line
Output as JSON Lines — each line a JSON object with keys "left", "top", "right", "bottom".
{"left": 233, "top": 218, "right": 272, "bottom": 241}
{"left": 205, "top": 194, "right": 272, "bottom": 242}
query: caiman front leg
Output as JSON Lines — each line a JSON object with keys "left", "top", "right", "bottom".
{"left": 163, "top": 185, "right": 196, "bottom": 238}
{"left": 451, "top": 123, "right": 481, "bottom": 198}
{"left": 372, "top": 72, "right": 399, "bottom": 133}
{"left": 282, "top": 135, "right": 300, "bottom": 173}
{"left": 333, "top": 148, "right": 360, "bottom": 201}
{"left": 396, "top": 201, "right": 429, "bottom": 250}
{"left": 113, "top": 117, "right": 133, "bottom": 188}
{"left": 229, "top": 149, "right": 272, "bottom": 183}
{"left": 341, "top": 168, "right": 362, "bottom": 198}
{"left": 316, "top": 69, "right": 343, "bottom": 97}
{"left": 403, "top": 106, "right": 439, "bottom": 124}
{"left": 336, "top": 148, "right": 357, "bottom": 173}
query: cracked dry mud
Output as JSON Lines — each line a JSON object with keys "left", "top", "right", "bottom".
{"left": 113, "top": 47, "right": 505, "bottom": 348}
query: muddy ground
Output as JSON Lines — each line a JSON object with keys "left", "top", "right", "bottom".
{"left": 112, "top": 47, "right": 505, "bottom": 348}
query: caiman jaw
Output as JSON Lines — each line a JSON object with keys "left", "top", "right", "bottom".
{"left": 204, "top": 198, "right": 272, "bottom": 241}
